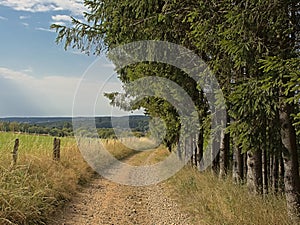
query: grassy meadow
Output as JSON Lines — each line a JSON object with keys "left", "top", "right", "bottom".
{"left": 0, "top": 132, "right": 89, "bottom": 224}
{"left": 0, "top": 132, "right": 136, "bottom": 225}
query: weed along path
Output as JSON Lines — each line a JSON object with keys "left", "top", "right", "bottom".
{"left": 50, "top": 148, "right": 191, "bottom": 225}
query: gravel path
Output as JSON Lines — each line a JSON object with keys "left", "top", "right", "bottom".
{"left": 50, "top": 151, "right": 191, "bottom": 225}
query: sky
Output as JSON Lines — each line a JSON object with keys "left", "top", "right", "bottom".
{"left": 0, "top": 0, "right": 141, "bottom": 117}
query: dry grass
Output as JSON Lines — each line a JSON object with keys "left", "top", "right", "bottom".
{"left": 0, "top": 133, "right": 137, "bottom": 225}
{"left": 0, "top": 133, "right": 91, "bottom": 224}
{"left": 1, "top": 133, "right": 291, "bottom": 225}
{"left": 166, "top": 166, "right": 293, "bottom": 225}
{"left": 103, "top": 138, "right": 140, "bottom": 160}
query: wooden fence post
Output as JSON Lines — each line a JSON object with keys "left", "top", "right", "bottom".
{"left": 53, "top": 138, "right": 61, "bottom": 161}
{"left": 12, "top": 138, "right": 19, "bottom": 165}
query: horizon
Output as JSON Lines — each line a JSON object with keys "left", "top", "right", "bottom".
{"left": 0, "top": 114, "right": 147, "bottom": 119}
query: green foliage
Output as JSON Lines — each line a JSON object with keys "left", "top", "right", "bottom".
{"left": 260, "top": 56, "right": 300, "bottom": 135}
{"left": 97, "top": 128, "right": 116, "bottom": 139}
{"left": 0, "top": 116, "right": 149, "bottom": 138}
{"left": 51, "top": 0, "right": 299, "bottom": 153}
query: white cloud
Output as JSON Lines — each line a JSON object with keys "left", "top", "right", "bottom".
{"left": 35, "top": 27, "right": 55, "bottom": 32}
{"left": 51, "top": 15, "right": 73, "bottom": 27}
{"left": 0, "top": 16, "right": 8, "bottom": 20}
{"left": 52, "top": 14, "right": 72, "bottom": 22}
{"left": 19, "top": 15, "right": 30, "bottom": 20}
{"left": 101, "top": 63, "right": 115, "bottom": 68}
{"left": 0, "top": 67, "right": 131, "bottom": 116}
{"left": 0, "top": 67, "right": 32, "bottom": 81}
{"left": 0, "top": 67, "right": 80, "bottom": 116}
{"left": 0, "top": 0, "right": 86, "bottom": 16}
{"left": 22, "top": 66, "right": 33, "bottom": 73}
{"left": 51, "top": 21, "right": 66, "bottom": 26}
{"left": 69, "top": 50, "right": 84, "bottom": 55}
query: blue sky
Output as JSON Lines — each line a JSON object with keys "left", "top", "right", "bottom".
{"left": 0, "top": 0, "right": 137, "bottom": 117}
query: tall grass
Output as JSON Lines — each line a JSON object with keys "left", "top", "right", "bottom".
{"left": 0, "top": 133, "right": 90, "bottom": 224}
{"left": 167, "top": 166, "right": 293, "bottom": 225}
{"left": 1, "top": 133, "right": 290, "bottom": 224}
{"left": 0, "top": 132, "right": 137, "bottom": 225}
{"left": 119, "top": 146, "right": 291, "bottom": 224}
{"left": 126, "top": 145, "right": 170, "bottom": 166}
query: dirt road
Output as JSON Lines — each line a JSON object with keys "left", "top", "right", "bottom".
{"left": 50, "top": 150, "right": 191, "bottom": 225}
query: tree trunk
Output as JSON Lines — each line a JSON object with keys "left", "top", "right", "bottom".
{"left": 247, "top": 150, "right": 263, "bottom": 195}
{"left": 279, "top": 101, "right": 300, "bottom": 221}
{"left": 219, "top": 129, "right": 230, "bottom": 178}
{"left": 197, "top": 128, "right": 204, "bottom": 171}
{"left": 244, "top": 153, "right": 248, "bottom": 182}
{"left": 177, "top": 140, "right": 182, "bottom": 160}
{"left": 279, "top": 151, "right": 285, "bottom": 193}
{"left": 233, "top": 145, "right": 238, "bottom": 182}
{"left": 233, "top": 144, "right": 244, "bottom": 183}
{"left": 212, "top": 135, "right": 220, "bottom": 174}
{"left": 193, "top": 135, "right": 197, "bottom": 167}
{"left": 237, "top": 148, "right": 244, "bottom": 182}
{"left": 262, "top": 149, "right": 269, "bottom": 195}
{"left": 184, "top": 137, "right": 189, "bottom": 163}
{"left": 190, "top": 136, "right": 195, "bottom": 166}
{"left": 272, "top": 150, "right": 279, "bottom": 193}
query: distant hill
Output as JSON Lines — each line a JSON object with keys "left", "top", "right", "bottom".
{"left": 0, "top": 115, "right": 149, "bottom": 131}
{"left": 0, "top": 117, "right": 72, "bottom": 124}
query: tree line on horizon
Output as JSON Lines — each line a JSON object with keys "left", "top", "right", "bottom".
{"left": 0, "top": 120, "right": 147, "bottom": 139}
{"left": 51, "top": 0, "right": 300, "bottom": 222}
{"left": 0, "top": 121, "right": 73, "bottom": 137}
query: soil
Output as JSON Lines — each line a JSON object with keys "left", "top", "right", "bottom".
{"left": 50, "top": 151, "right": 191, "bottom": 225}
